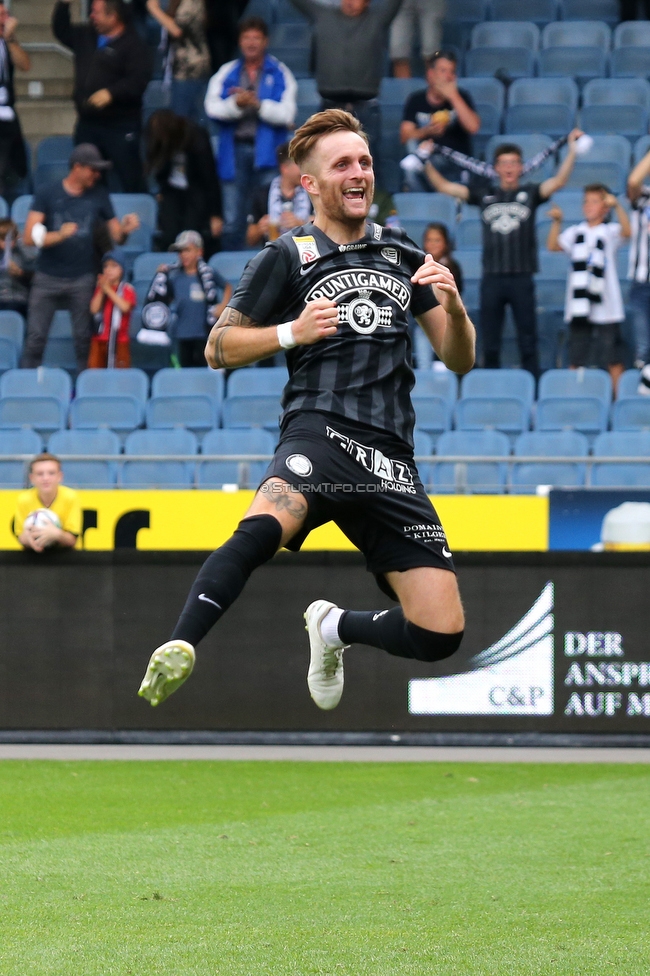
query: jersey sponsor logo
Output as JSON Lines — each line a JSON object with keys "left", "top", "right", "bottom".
{"left": 326, "top": 425, "right": 416, "bottom": 494}
{"left": 285, "top": 453, "right": 313, "bottom": 477}
{"left": 381, "top": 246, "right": 400, "bottom": 266}
{"left": 482, "top": 201, "right": 531, "bottom": 235}
{"left": 337, "top": 290, "right": 393, "bottom": 334}
{"left": 403, "top": 522, "right": 448, "bottom": 544}
{"left": 305, "top": 269, "right": 410, "bottom": 311}
{"left": 372, "top": 223, "right": 382, "bottom": 240}
{"left": 293, "top": 235, "right": 320, "bottom": 265}
{"left": 338, "top": 242, "right": 368, "bottom": 252}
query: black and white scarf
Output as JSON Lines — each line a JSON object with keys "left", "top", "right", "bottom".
{"left": 401, "top": 134, "right": 569, "bottom": 179}
{"left": 568, "top": 229, "right": 606, "bottom": 320}
{"left": 266, "top": 175, "right": 312, "bottom": 224}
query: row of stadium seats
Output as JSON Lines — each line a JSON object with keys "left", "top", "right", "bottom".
{"left": 2, "top": 424, "right": 648, "bottom": 492}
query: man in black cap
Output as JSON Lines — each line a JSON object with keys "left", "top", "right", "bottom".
{"left": 52, "top": 0, "right": 151, "bottom": 192}
{"left": 22, "top": 143, "right": 140, "bottom": 372}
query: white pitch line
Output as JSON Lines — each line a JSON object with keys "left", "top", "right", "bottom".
{"left": 1, "top": 745, "right": 650, "bottom": 762}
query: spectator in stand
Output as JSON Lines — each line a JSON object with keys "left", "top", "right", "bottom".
{"left": 52, "top": 0, "right": 151, "bottom": 193}
{"left": 15, "top": 454, "right": 81, "bottom": 552}
{"left": 390, "top": 0, "right": 445, "bottom": 79}
{"left": 288, "top": 0, "right": 403, "bottom": 171}
{"left": 412, "top": 221, "right": 463, "bottom": 368}
{"left": 0, "top": 218, "right": 35, "bottom": 318}
{"left": 205, "top": 16, "right": 296, "bottom": 251}
{"left": 246, "top": 142, "right": 312, "bottom": 248}
{"left": 145, "top": 109, "right": 223, "bottom": 255}
{"left": 22, "top": 144, "right": 140, "bottom": 373}
{"left": 400, "top": 51, "right": 479, "bottom": 189}
{"left": 0, "top": 2, "right": 29, "bottom": 198}
{"left": 88, "top": 248, "right": 136, "bottom": 368}
{"left": 620, "top": 0, "right": 650, "bottom": 18}
{"left": 205, "top": 0, "right": 247, "bottom": 73}
{"left": 626, "top": 145, "right": 650, "bottom": 369}
{"left": 141, "top": 230, "right": 231, "bottom": 367}
{"left": 547, "top": 186, "right": 630, "bottom": 389}
{"left": 145, "top": 0, "right": 210, "bottom": 125}
{"left": 425, "top": 134, "right": 583, "bottom": 376}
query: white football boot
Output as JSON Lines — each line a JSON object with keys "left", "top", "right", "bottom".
{"left": 304, "top": 600, "right": 349, "bottom": 710}
{"left": 138, "top": 640, "right": 195, "bottom": 706}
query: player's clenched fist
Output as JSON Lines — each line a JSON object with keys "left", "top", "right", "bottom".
{"left": 411, "top": 255, "right": 464, "bottom": 316}
{"left": 292, "top": 297, "right": 339, "bottom": 345}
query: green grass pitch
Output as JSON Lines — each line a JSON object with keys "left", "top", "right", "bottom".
{"left": 0, "top": 760, "right": 648, "bottom": 975}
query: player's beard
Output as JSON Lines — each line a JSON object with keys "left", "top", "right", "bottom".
{"left": 319, "top": 177, "right": 375, "bottom": 232}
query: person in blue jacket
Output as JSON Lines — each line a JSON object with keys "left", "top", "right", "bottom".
{"left": 204, "top": 15, "right": 296, "bottom": 250}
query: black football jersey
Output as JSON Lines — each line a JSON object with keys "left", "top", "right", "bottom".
{"left": 227, "top": 221, "right": 439, "bottom": 447}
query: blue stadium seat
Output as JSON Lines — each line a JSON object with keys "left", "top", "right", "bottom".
{"left": 611, "top": 48, "right": 650, "bottom": 79}
{"left": 227, "top": 366, "right": 288, "bottom": 398}
{"left": 536, "top": 189, "right": 585, "bottom": 223}
{"left": 76, "top": 367, "right": 148, "bottom": 403}
{"left": 535, "top": 279, "right": 567, "bottom": 311}
{"left": 591, "top": 430, "right": 650, "bottom": 485}
{"left": 412, "top": 367, "right": 459, "bottom": 404}
{"left": 452, "top": 249, "right": 482, "bottom": 280}
{"left": 146, "top": 395, "right": 219, "bottom": 433}
{"left": 613, "top": 22, "right": 650, "bottom": 48}
{"left": 269, "top": 21, "right": 311, "bottom": 49}
{"left": 10, "top": 194, "right": 32, "bottom": 229}
{"left": 538, "top": 250, "right": 572, "bottom": 278}
{"left": 401, "top": 219, "right": 443, "bottom": 245}
{"left": 471, "top": 22, "right": 541, "bottom": 49}
{"left": 47, "top": 428, "right": 120, "bottom": 487}
{"left": 268, "top": 44, "right": 311, "bottom": 78}
{"left": 535, "top": 397, "right": 608, "bottom": 436}
{"left": 209, "top": 251, "right": 259, "bottom": 289}
{"left": 132, "top": 252, "right": 176, "bottom": 284}
{"left": 506, "top": 103, "right": 575, "bottom": 136}
{"left": 0, "top": 396, "right": 66, "bottom": 434}
{"left": 617, "top": 368, "right": 641, "bottom": 399}
{"left": 507, "top": 79, "right": 579, "bottom": 111}
{"left": 455, "top": 220, "right": 482, "bottom": 249}
{"left": 110, "top": 193, "right": 157, "bottom": 229}
{"left": 197, "top": 428, "right": 276, "bottom": 488}
{"left": 394, "top": 193, "right": 458, "bottom": 227}
{"left": 413, "top": 428, "right": 434, "bottom": 458}
{"left": 430, "top": 429, "right": 511, "bottom": 493}
{"left": 460, "top": 77, "right": 506, "bottom": 114}
{"left": 490, "top": 0, "right": 558, "bottom": 24}
{"left": 70, "top": 395, "right": 144, "bottom": 434}
{"left": 412, "top": 396, "right": 452, "bottom": 442}
{"left": 0, "top": 366, "right": 71, "bottom": 402}
{"left": 275, "top": 0, "right": 309, "bottom": 24}
{"left": 585, "top": 78, "right": 650, "bottom": 107}
{"left": 461, "top": 368, "right": 535, "bottom": 406}
{"left": 35, "top": 135, "right": 74, "bottom": 168}
{"left": 484, "top": 133, "right": 556, "bottom": 179}
{"left": 539, "top": 47, "right": 607, "bottom": 81}
{"left": 0, "top": 337, "right": 17, "bottom": 371}
{"left": 610, "top": 397, "right": 650, "bottom": 430}
{"left": 295, "top": 77, "right": 320, "bottom": 125}
{"left": 33, "top": 162, "right": 68, "bottom": 194}
{"left": 581, "top": 78, "right": 650, "bottom": 136}
{"left": 222, "top": 395, "right": 282, "bottom": 435}
{"left": 538, "top": 366, "right": 612, "bottom": 403}
{"left": 560, "top": 0, "right": 619, "bottom": 23}
{"left": 151, "top": 367, "right": 224, "bottom": 401}
{"left": 122, "top": 428, "right": 197, "bottom": 488}
{"left": 0, "top": 310, "right": 25, "bottom": 351}
{"left": 447, "top": 0, "right": 489, "bottom": 20}
{"left": 465, "top": 48, "right": 536, "bottom": 79}
{"left": 455, "top": 397, "right": 530, "bottom": 437}
{"left": 542, "top": 20, "right": 611, "bottom": 49}
{"left": 0, "top": 428, "right": 42, "bottom": 486}
{"left": 379, "top": 78, "right": 427, "bottom": 105}
{"left": 510, "top": 429, "right": 588, "bottom": 492}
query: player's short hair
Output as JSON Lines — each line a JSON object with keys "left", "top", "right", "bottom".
{"left": 29, "top": 453, "right": 61, "bottom": 473}
{"left": 426, "top": 50, "right": 458, "bottom": 70}
{"left": 276, "top": 142, "right": 291, "bottom": 166}
{"left": 493, "top": 143, "right": 523, "bottom": 163}
{"left": 238, "top": 15, "right": 268, "bottom": 37}
{"left": 289, "top": 109, "right": 369, "bottom": 170}
{"left": 584, "top": 182, "right": 610, "bottom": 197}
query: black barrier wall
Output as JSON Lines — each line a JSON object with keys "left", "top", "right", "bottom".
{"left": 1, "top": 551, "right": 649, "bottom": 733}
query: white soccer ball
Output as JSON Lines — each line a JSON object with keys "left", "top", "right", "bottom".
{"left": 24, "top": 508, "right": 62, "bottom": 544}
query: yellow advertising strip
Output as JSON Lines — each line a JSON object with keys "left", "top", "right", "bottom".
{"left": 0, "top": 490, "right": 548, "bottom": 551}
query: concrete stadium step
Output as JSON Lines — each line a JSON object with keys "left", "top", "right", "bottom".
{"left": 16, "top": 97, "right": 75, "bottom": 137}
{"left": 15, "top": 77, "right": 73, "bottom": 99}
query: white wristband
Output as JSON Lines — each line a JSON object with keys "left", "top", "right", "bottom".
{"left": 276, "top": 320, "right": 297, "bottom": 349}
{"left": 31, "top": 222, "right": 46, "bottom": 248}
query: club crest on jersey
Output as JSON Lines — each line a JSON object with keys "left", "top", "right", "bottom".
{"left": 338, "top": 289, "right": 393, "bottom": 334}
{"left": 381, "top": 246, "right": 400, "bottom": 266}
{"left": 293, "top": 235, "right": 320, "bottom": 264}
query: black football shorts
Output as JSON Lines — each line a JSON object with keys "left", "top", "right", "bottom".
{"left": 260, "top": 411, "right": 455, "bottom": 599}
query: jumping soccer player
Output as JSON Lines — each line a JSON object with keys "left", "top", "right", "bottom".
{"left": 138, "top": 108, "right": 476, "bottom": 711}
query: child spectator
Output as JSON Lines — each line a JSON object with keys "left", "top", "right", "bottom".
{"left": 412, "top": 222, "right": 463, "bottom": 369}
{"left": 140, "top": 229, "right": 231, "bottom": 366}
{"left": 547, "top": 184, "right": 630, "bottom": 388}
{"left": 88, "top": 248, "right": 136, "bottom": 368}
{"left": 15, "top": 453, "right": 80, "bottom": 552}
{"left": 0, "top": 217, "right": 35, "bottom": 318}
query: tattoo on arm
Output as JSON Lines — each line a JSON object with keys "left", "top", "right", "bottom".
{"left": 209, "top": 307, "right": 258, "bottom": 367}
{"left": 212, "top": 325, "right": 233, "bottom": 368}
{"left": 220, "top": 307, "right": 256, "bottom": 328}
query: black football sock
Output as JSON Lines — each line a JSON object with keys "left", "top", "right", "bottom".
{"left": 338, "top": 608, "right": 463, "bottom": 662}
{"left": 171, "top": 514, "right": 282, "bottom": 647}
